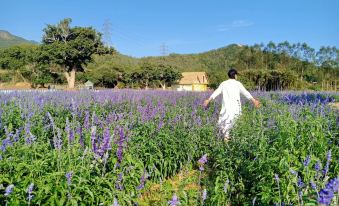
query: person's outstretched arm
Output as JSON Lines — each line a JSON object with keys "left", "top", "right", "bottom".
{"left": 238, "top": 82, "right": 260, "bottom": 108}
{"left": 203, "top": 83, "right": 223, "bottom": 107}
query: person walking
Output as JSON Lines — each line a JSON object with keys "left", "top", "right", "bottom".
{"left": 203, "top": 69, "right": 260, "bottom": 140}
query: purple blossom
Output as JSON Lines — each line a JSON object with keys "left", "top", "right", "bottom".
{"left": 136, "top": 170, "right": 148, "bottom": 190}
{"left": 47, "top": 112, "right": 55, "bottom": 129}
{"left": 157, "top": 120, "right": 163, "bottom": 130}
{"left": 115, "top": 126, "right": 126, "bottom": 167}
{"left": 83, "top": 111, "right": 90, "bottom": 130}
{"left": 224, "top": 179, "right": 230, "bottom": 193}
{"left": 53, "top": 128, "right": 62, "bottom": 150}
{"left": 65, "top": 118, "right": 74, "bottom": 144}
{"left": 303, "top": 155, "right": 311, "bottom": 167}
{"left": 13, "top": 128, "right": 21, "bottom": 142}
{"left": 1, "top": 138, "right": 13, "bottom": 152}
{"left": 326, "top": 150, "right": 332, "bottom": 162}
{"left": 69, "top": 129, "right": 74, "bottom": 144}
{"left": 65, "top": 171, "right": 73, "bottom": 185}
{"left": 323, "top": 150, "right": 332, "bottom": 176}
{"left": 198, "top": 154, "right": 208, "bottom": 171}
{"left": 298, "top": 190, "right": 303, "bottom": 200}
{"left": 168, "top": 194, "right": 180, "bottom": 206}
{"left": 115, "top": 172, "right": 124, "bottom": 190}
{"left": 91, "top": 126, "right": 97, "bottom": 153}
{"left": 310, "top": 181, "right": 317, "bottom": 190}
{"left": 318, "top": 177, "right": 339, "bottom": 205}
{"left": 289, "top": 168, "right": 298, "bottom": 176}
{"left": 27, "top": 183, "right": 34, "bottom": 201}
{"left": 297, "top": 177, "right": 304, "bottom": 188}
{"left": 25, "top": 122, "right": 36, "bottom": 144}
{"left": 4, "top": 184, "right": 14, "bottom": 197}
{"left": 199, "top": 166, "right": 204, "bottom": 171}
{"left": 76, "top": 124, "right": 83, "bottom": 147}
{"left": 65, "top": 171, "right": 73, "bottom": 199}
{"left": 274, "top": 174, "right": 279, "bottom": 182}
{"left": 315, "top": 161, "right": 321, "bottom": 171}
{"left": 113, "top": 197, "right": 120, "bottom": 206}
{"left": 4, "top": 126, "right": 13, "bottom": 139}
{"left": 100, "top": 127, "right": 111, "bottom": 155}
{"left": 202, "top": 188, "right": 207, "bottom": 201}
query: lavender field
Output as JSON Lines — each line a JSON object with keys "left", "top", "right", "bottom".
{"left": 0, "top": 90, "right": 338, "bottom": 205}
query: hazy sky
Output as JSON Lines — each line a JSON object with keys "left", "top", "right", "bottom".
{"left": 1, "top": 0, "right": 338, "bottom": 57}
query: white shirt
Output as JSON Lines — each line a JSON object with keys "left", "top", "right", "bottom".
{"left": 209, "top": 79, "right": 253, "bottom": 118}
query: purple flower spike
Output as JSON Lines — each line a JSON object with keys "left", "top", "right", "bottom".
{"left": 318, "top": 177, "right": 339, "bottom": 205}
{"left": 4, "top": 184, "right": 14, "bottom": 197}
{"left": 303, "top": 155, "right": 311, "bottom": 167}
{"left": 223, "top": 179, "right": 230, "bottom": 193}
{"left": 198, "top": 154, "right": 208, "bottom": 165}
{"left": 274, "top": 174, "right": 279, "bottom": 182}
{"left": 198, "top": 154, "right": 208, "bottom": 171}
{"left": 27, "top": 183, "right": 34, "bottom": 201}
{"left": 323, "top": 150, "right": 332, "bottom": 176}
{"left": 310, "top": 181, "right": 317, "bottom": 190}
{"left": 315, "top": 161, "right": 321, "bottom": 171}
{"left": 202, "top": 188, "right": 207, "bottom": 201}
{"left": 65, "top": 171, "right": 73, "bottom": 185}
{"left": 289, "top": 168, "right": 298, "bottom": 176}
{"left": 168, "top": 194, "right": 180, "bottom": 206}
{"left": 113, "top": 197, "right": 120, "bottom": 206}
{"left": 297, "top": 177, "right": 304, "bottom": 188}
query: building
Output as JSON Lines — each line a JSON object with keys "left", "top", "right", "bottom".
{"left": 84, "top": 80, "right": 94, "bottom": 89}
{"left": 173, "top": 72, "right": 208, "bottom": 91}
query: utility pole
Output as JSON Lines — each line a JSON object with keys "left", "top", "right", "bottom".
{"left": 160, "top": 43, "right": 169, "bottom": 56}
{"left": 102, "top": 19, "right": 112, "bottom": 47}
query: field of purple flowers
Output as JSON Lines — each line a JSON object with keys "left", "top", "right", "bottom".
{"left": 0, "top": 90, "right": 338, "bottom": 205}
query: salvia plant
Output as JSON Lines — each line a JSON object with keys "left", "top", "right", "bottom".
{"left": 0, "top": 90, "right": 338, "bottom": 205}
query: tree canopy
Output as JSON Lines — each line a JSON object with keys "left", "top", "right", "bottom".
{"left": 39, "top": 18, "right": 113, "bottom": 88}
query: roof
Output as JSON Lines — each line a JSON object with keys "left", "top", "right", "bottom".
{"left": 178, "top": 72, "right": 208, "bottom": 85}
{"left": 85, "top": 80, "right": 94, "bottom": 86}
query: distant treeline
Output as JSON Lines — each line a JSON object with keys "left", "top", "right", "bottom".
{"left": 0, "top": 19, "right": 338, "bottom": 90}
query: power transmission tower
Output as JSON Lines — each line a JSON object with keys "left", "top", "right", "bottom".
{"left": 160, "top": 43, "right": 169, "bottom": 56}
{"left": 102, "top": 19, "right": 112, "bottom": 47}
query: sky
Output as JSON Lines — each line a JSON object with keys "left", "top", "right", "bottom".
{"left": 0, "top": 0, "right": 338, "bottom": 57}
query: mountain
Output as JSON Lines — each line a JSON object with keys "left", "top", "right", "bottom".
{"left": 0, "top": 30, "right": 39, "bottom": 48}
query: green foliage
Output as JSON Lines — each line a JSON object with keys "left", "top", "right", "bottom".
{"left": 0, "top": 91, "right": 338, "bottom": 205}
{"left": 40, "top": 18, "right": 108, "bottom": 72}
{"left": 208, "top": 98, "right": 338, "bottom": 205}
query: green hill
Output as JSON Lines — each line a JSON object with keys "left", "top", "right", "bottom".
{"left": 87, "top": 43, "right": 338, "bottom": 90}
{"left": 0, "top": 30, "right": 38, "bottom": 48}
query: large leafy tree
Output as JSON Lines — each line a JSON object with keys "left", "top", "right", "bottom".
{"left": 0, "top": 45, "right": 38, "bottom": 82}
{"left": 40, "top": 18, "right": 112, "bottom": 88}
{"left": 153, "top": 64, "right": 182, "bottom": 89}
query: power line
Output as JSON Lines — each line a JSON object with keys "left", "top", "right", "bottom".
{"left": 160, "top": 43, "right": 169, "bottom": 56}
{"left": 102, "top": 19, "right": 112, "bottom": 47}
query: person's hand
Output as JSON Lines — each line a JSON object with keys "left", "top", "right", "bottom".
{"left": 252, "top": 99, "right": 260, "bottom": 108}
{"left": 203, "top": 99, "right": 210, "bottom": 108}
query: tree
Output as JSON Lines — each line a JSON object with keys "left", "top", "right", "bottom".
{"left": 316, "top": 46, "right": 338, "bottom": 68}
{"left": 40, "top": 18, "right": 112, "bottom": 88}
{"left": 153, "top": 64, "right": 182, "bottom": 89}
{"left": 30, "top": 64, "right": 52, "bottom": 88}
{"left": 0, "top": 45, "right": 38, "bottom": 82}
{"left": 138, "top": 61, "right": 156, "bottom": 89}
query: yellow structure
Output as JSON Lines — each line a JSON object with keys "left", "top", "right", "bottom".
{"left": 173, "top": 72, "right": 208, "bottom": 91}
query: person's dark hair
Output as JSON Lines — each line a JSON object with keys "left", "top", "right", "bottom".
{"left": 228, "top": 69, "right": 238, "bottom": 79}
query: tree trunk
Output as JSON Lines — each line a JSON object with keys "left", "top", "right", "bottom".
{"left": 64, "top": 67, "right": 76, "bottom": 89}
